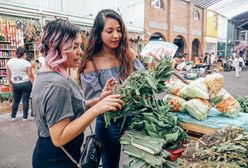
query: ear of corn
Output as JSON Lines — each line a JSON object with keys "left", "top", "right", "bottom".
{"left": 205, "top": 73, "right": 224, "bottom": 94}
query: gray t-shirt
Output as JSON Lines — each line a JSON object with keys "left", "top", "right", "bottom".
{"left": 32, "top": 72, "right": 85, "bottom": 137}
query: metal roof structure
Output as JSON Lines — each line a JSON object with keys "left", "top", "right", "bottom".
{"left": 193, "top": 0, "right": 248, "bottom": 19}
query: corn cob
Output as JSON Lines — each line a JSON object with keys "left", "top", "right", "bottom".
{"left": 205, "top": 73, "right": 224, "bottom": 94}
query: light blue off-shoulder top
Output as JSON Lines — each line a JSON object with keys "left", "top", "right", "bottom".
{"left": 80, "top": 59, "right": 145, "bottom": 100}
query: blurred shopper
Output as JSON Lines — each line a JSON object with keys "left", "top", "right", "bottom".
{"left": 172, "top": 53, "right": 183, "bottom": 71}
{"left": 79, "top": 9, "right": 144, "bottom": 168}
{"left": 7, "top": 47, "right": 33, "bottom": 121}
{"left": 233, "top": 54, "right": 245, "bottom": 77}
{"left": 32, "top": 19, "right": 124, "bottom": 168}
{"left": 210, "top": 52, "right": 215, "bottom": 70}
{"left": 203, "top": 52, "right": 210, "bottom": 70}
{"left": 193, "top": 55, "right": 201, "bottom": 65}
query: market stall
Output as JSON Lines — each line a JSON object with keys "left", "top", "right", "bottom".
{"left": 105, "top": 42, "right": 248, "bottom": 167}
{"left": 0, "top": 15, "right": 41, "bottom": 114}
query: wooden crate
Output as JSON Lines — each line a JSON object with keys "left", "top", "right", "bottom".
{"left": 180, "top": 122, "right": 217, "bottom": 140}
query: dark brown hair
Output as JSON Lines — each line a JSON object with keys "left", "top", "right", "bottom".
{"left": 79, "top": 9, "right": 133, "bottom": 77}
{"left": 16, "top": 47, "right": 26, "bottom": 58}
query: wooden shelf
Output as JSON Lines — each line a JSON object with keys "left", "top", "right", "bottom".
{"left": 180, "top": 122, "right": 216, "bottom": 135}
{"left": 0, "top": 48, "right": 16, "bottom": 51}
{"left": 0, "top": 57, "right": 12, "bottom": 59}
{"left": 0, "top": 67, "right": 7, "bottom": 69}
{"left": 0, "top": 75, "right": 7, "bottom": 77}
{"left": 0, "top": 41, "right": 11, "bottom": 44}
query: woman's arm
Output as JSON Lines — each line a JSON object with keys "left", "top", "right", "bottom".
{"left": 27, "top": 66, "right": 34, "bottom": 83}
{"left": 49, "top": 94, "right": 124, "bottom": 147}
{"left": 7, "top": 66, "right": 12, "bottom": 85}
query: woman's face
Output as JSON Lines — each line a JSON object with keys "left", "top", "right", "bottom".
{"left": 101, "top": 17, "right": 122, "bottom": 49}
{"left": 62, "top": 34, "right": 83, "bottom": 69}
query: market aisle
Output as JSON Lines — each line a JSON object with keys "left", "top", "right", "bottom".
{"left": 0, "top": 71, "right": 246, "bottom": 168}
{"left": 221, "top": 71, "right": 248, "bottom": 96}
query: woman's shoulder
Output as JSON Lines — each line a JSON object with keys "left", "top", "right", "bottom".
{"left": 83, "top": 61, "right": 95, "bottom": 73}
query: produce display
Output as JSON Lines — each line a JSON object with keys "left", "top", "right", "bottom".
{"left": 205, "top": 73, "right": 224, "bottom": 94}
{"left": 104, "top": 58, "right": 189, "bottom": 167}
{"left": 163, "top": 94, "right": 186, "bottom": 112}
{"left": 177, "top": 78, "right": 209, "bottom": 100}
{"left": 234, "top": 96, "right": 248, "bottom": 113}
{"left": 211, "top": 89, "right": 241, "bottom": 118}
{"left": 179, "top": 127, "right": 248, "bottom": 168}
{"left": 102, "top": 52, "right": 246, "bottom": 167}
{"left": 166, "top": 80, "right": 186, "bottom": 96}
{"left": 104, "top": 58, "right": 174, "bottom": 126}
{"left": 185, "top": 99, "right": 211, "bottom": 120}
{"left": 121, "top": 130, "right": 177, "bottom": 168}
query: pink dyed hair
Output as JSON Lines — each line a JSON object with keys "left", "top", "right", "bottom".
{"left": 39, "top": 19, "right": 80, "bottom": 77}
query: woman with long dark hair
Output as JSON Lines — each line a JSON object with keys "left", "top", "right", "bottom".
{"left": 79, "top": 9, "right": 144, "bottom": 168}
{"left": 31, "top": 19, "right": 124, "bottom": 168}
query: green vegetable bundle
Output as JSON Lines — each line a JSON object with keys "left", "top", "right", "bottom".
{"left": 234, "top": 96, "right": 248, "bottom": 113}
{"left": 104, "top": 57, "right": 173, "bottom": 127}
{"left": 180, "top": 127, "right": 248, "bottom": 167}
{"left": 121, "top": 130, "right": 177, "bottom": 168}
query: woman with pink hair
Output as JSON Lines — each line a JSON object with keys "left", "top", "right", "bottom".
{"left": 31, "top": 19, "right": 124, "bottom": 168}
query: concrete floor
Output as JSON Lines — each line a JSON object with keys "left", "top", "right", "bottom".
{"left": 0, "top": 70, "right": 247, "bottom": 168}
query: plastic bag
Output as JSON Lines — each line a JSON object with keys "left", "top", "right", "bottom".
{"left": 178, "top": 78, "right": 209, "bottom": 99}
{"left": 163, "top": 94, "right": 186, "bottom": 112}
{"left": 166, "top": 80, "right": 187, "bottom": 96}
{"left": 212, "top": 89, "right": 241, "bottom": 118}
{"left": 185, "top": 99, "right": 211, "bottom": 120}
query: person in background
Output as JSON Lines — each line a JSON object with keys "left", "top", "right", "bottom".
{"left": 193, "top": 54, "right": 201, "bottom": 65}
{"left": 233, "top": 53, "right": 245, "bottom": 77}
{"left": 32, "top": 19, "right": 124, "bottom": 168}
{"left": 210, "top": 52, "right": 215, "bottom": 70}
{"left": 79, "top": 9, "right": 144, "bottom": 168}
{"left": 217, "top": 56, "right": 223, "bottom": 67}
{"left": 34, "top": 36, "right": 45, "bottom": 69}
{"left": 7, "top": 47, "right": 33, "bottom": 121}
{"left": 182, "top": 53, "right": 187, "bottom": 62}
{"left": 172, "top": 53, "right": 183, "bottom": 71}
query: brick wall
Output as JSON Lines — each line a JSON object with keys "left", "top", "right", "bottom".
{"left": 145, "top": 0, "right": 205, "bottom": 60}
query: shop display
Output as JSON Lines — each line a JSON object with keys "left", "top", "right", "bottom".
{"left": 205, "top": 73, "right": 224, "bottom": 94}
{"left": 0, "top": 16, "right": 40, "bottom": 102}
{"left": 166, "top": 80, "right": 187, "bottom": 96}
{"left": 0, "top": 41, "right": 16, "bottom": 85}
{"left": 235, "top": 96, "right": 248, "bottom": 113}
{"left": 104, "top": 58, "right": 189, "bottom": 167}
{"left": 180, "top": 127, "right": 248, "bottom": 167}
{"left": 185, "top": 99, "right": 211, "bottom": 120}
{"left": 177, "top": 78, "right": 209, "bottom": 100}
{"left": 163, "top": 94, "right": 186, "bottom": 112}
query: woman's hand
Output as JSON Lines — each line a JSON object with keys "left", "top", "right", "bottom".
{"left": 99, "top": 77, "right": 118, "bottom": 100}
{"left": 92, "top": 94, "right": 124, "bottom": 115}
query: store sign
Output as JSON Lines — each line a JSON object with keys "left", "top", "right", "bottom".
{"left": 206, "top": 10, "right": 218, "bottom": 38}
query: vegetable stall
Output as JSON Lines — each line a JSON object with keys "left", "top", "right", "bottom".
{"left": 103, "top": 41, "right": 248, "bottom": 167}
